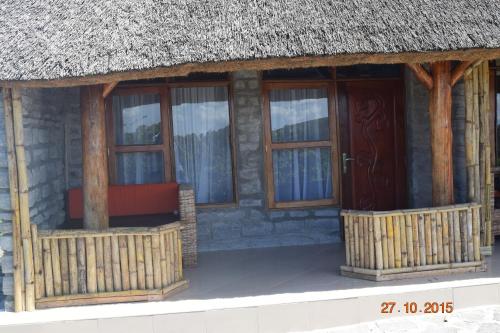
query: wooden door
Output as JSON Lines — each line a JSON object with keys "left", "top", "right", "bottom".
{"left": 338, "top": 80, "right": 406, "bottom": 211}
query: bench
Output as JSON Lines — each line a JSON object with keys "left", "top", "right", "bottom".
{"left": 66, "top": 183, "right": 198, "bottom": 266}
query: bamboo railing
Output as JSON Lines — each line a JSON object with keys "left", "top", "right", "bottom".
{"left": 30, "top": 222, "right": 187, "bottom": 309}
{"left": 341, "top": 204, "right": 485, "bottom": 281}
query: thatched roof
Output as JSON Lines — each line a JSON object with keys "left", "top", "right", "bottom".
{"left": 1, "top": 0, "right": 500, "bottom": 85}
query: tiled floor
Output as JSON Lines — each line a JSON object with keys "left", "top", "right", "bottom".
{"left": 2, "top": 241, "right": 500, "bottom": 332}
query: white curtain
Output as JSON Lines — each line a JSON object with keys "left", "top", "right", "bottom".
{"left": 116, "top": 152, "right": 164, "bottom": 184}
{"left": 269, "top": 88, "right": 332, "bottom": 202}
{"left": 172, "top": 86, "right": 233, "bottom": 204}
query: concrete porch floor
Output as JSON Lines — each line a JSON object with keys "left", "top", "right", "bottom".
{"left": 2, "top": 242, "right": 500, "bottom": 332}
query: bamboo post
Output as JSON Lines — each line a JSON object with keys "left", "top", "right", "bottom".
{"left": 373, "top": 216, "right": 383, "bottom": 270}
{"left": 127, "top": 236, "right": 138, "bottom": 290}
{"left": 2, "top": 88, "right": 24, "bottom": 311}
{"left": 386, "top": 217, "right": 395, "bottom": 269}
{"left": 344, "top": 216, "right": 351, "bottom": 265}
{"left": 67, "top": 238, "right": 78, "bottom": 294}
{"left": 103, "top": 237, "right": 113, "bottom": 292}
{"left": 95, "top": 237, "right": 105, "bottom": 292}
{"left": 76, "top": 238, "right": 87, "bottom": 293}
{"left": 42, "top": 239, "right": 54, "bottom": 297}
{"left": 111, "top": 235, "right": 121, "bottom": 291}
{"left": 381, "top": 215, "right": 388, "bottom": 269}
{"left": 85, "top": 237, "right": 97, "bottom": 293}
{"left": 418, "top": 214, "right": 426, "bottom": 266}
{"left": 135, "top": 235, "right": 146, "bottom": 290}
{"left": 393, "top": 216, "right": 401, "bottom": 268}
{"left": 118, "top": 236, "right": 130, "bottom": 290}
{"left": 144, "top": 235, "right": 154, "bottom": 289}
{"left": 50, "top": 239, "right": 62, "bottom": 296}
{"left": 59, "top": 239, "right": 70, "bottom": 294}
{"left": 465, "top": 70, "right": 476, "bottom": 204}
{"left": 12, "top": 88, "right": 35, "bottom": 311}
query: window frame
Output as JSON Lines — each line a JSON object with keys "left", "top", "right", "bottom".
{"left": 262, "top": 80, "right": 341, "bottom": 209}
{"left": 105, "top": 81, "right": 238, "bottom": 207}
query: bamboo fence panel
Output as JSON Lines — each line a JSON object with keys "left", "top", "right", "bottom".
{"left": 31, "top": 223, "right": 186, "bottom": 309}
{"left": 341, "top": 204, "right": 484, "bottom": 280}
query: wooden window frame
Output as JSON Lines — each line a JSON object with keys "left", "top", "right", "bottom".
{"left": 105, "top": 81, "right": 238, "bottom": 207}
{"left": 262, "top": 80, "right": 341, "bottom": 209}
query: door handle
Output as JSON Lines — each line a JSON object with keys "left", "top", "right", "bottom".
{"left": 342, "top": 153, "right": 354, "bottom": 174}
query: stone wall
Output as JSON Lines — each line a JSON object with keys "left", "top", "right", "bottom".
{"left": 197, "top": 71, "right": 340, "bottom": 251}
{"left": 0, "top": 88, "right": 78, "bottom": 310}
{"left": 405, "top": 68, "right": 467, "bottom": 208}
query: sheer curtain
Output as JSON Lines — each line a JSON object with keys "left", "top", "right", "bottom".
{"left": 117, "top": 152, "right": 164, "bottom": 185}
{"left": 269, "top": 88, "right": 332, "bottom": 202}
{"left": 172, "top": 86, "right": 233, "bottom": 204}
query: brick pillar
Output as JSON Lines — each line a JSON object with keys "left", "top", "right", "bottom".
{"left": 179, "top": 184, "right": 197, "bottom": 266}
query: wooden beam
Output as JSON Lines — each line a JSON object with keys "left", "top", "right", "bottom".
{"left": 81, "top": 85, "right": 109, "bottom": 230}
{"left": 406, "top": 64, "right": 433, "bottom": 90}
{"left": 428, "top": 61, "right": 454, "bottom": 206}
{"left": 11, "top": 88, "right": 36, "bottom": 311}
{"left": 102, "top": 82, "right": 119, "bottom": 99}
{"left": 451, "top": 61, "right": 474, "bottom": 87}
{"left": 3, "top": 47, "right": 500, "bottom": 88}
{"left": 2, "top": 88, "right": 24, "bottom": 311}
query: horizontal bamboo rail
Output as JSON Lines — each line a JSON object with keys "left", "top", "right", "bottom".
{"left": 31, "top": 222, "right": 187, "bottom": 308}
{"left": 341, "top": 203, "right": 485, "bottom": 281}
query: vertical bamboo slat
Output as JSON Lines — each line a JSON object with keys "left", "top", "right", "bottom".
{"left": 135, "top": 235, "right": 146, "bottom": 290}
{"left": 159, "top": 232, "right": 168, "bottom": 287}
{"left": 111, "top": 236, "right": 121, "bottom": 291}
{"left": 424, "top": 214, "right": 432, "bottom": 264}
{"left": 348, "top": 216, "right": 355, "bottom": 267}
{"left": 399, "top": 215, "right": 407, "bottom": 268}
{"left": 67, "top": 238, "right": 78, "bottom": 294}
{"left": 59, "top": 239, "right": 70, "bottom": 295}
{"left": 359, "top": 217, "right": 365, "bottom": 268}
{"left": 430, "top": 214, "right": 438, "bottom": 264}
{"left": 85, "top": 237, "right": 97, "bottom": 293}
{"left": 103, "top": 237, "right": 113, "bottom": 292}
{"left": 152, "top": 235, "right": 162, "bottom": 289}
{"left": 472, "top": 207, "right": 481, "bottom": 261}
{"left": 405, "top": 214, "right": 413, "bottom": 267}
{"left": 363, "top": 217, "right": 369, "bottom": 268}
{"left": 118, "top": 236, "right": 130, "bottom": 291}
{"left": 95, "top": 237, "right": 105, "bottom": 292}
{"left": 386, "top": 217, "right": 395, "bottom": 269}
{"left": 381, "top": 214, "right": 388, "bottom": 269}
{"left": 436, "top": 213, "right": 443, "bottom": 264}
{"left": 50, "top": 239, "right": 62, "bottom": 296}
{"left": 144, "top": 236, "right": 154, "bottom": 289}
{"left": 373, "top": 216, "right": 383, "bottom": 270}
{"left": 127, "top": 235, "right": 138, "bottom": 290}
{"left": 393, "top": 216, "right": 401, "bottom": 268}
{"left": 466, "top": 209, "right": 474, "bottom": 261}
{"left": 454, "top": 210, "right": 462, "bottom": 262}
{"left": 30, "top": 225, "right": 44, "bottom": 299}
{"left": 418, "top": 214, "right": 426, "bottom": 266}
{"left": 42, "top": 239, "right": 53, "bottom": 297}
{"left": 76, "top": 238, "right": 87, "bottom": 294}
{"left": 448, "top": 212, "right": 455, "bottom": 263}
{"left": 354, "top": 218, "right": 360, "bottom": 267}
{"left": 442, "top": 211, "right": 450, "bottom": 264}
{"left": 411, "top": 214, "right": 420, "bottom": 266}
{"left": 344, "top": 217, "right": 351, "bottom": 265}
{"left": 368, "top": 217, "right": 375, "bottom": 269}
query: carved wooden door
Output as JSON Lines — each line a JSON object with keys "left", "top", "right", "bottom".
{"left": 339, "top": 80, "right": 406, "bottom": 211}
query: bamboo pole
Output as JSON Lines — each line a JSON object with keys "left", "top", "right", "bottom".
{"left": 430, "top": 214, "right": 438, "bottom": 264}
{"left": 481, "top": 61, "right": 492, "bottom": 247}
{"left": 436, "top": 212, "right": 443, "bottom": 264}
{"left": 359, "top": 217, "right": 365, "bottom": 268}
{"left": 152, "top": 235, "right": 162, "bottom": 289}
{"left": 442, "top": 211, "right": 450, "bottom": 264}
{"left": 2, "top": 88, "right": 24, "bottom": 311}
{"left": 466, "top": 209, "right": 474, "bottom": 261}
{"left": 400, "top": 215, "right": 407, "bottom": 268}
{"left": 363, "top": 217, "right": 369, "bottom": 268}
{"left": 144, "top": 236, "right": 154, "bottom": 289}
{"left": 344, "top": 216, "right": 351, "bottom": 265}
{"left": 118, "top": 236, "right": 130, "bottom": 291}
{"left": 42, "top": 239, "right": 53, "bottom": 297}
{"left": 95, "top": 237, "right": 105, "bottom": 292}
{"left": 76, "top": 238, "right": 87, "bottom": 293}
{"left": 393, "top": 216, "right": 401, "bottom": 268}
{"left": 127, "top": 235, "right": 138, "bottom": 290}
{"left": 424, "top": 214, "right": 432, "bottom": 264}
{"left": 460, "top": 211, "right": 468, "bottom": 261}
{"left": 67, "top": 238, "right": 78, "bottom": 294}
{"left": 85, "top": 237, "right": 97, "bottom": 293}
{"left": 135, "top": 235, "right": 146, "bottom": 290}
{"left": 59, "top": 239, "right": 70, "bottom": 295}
{"left": 454, "top": 210, "right": 462, "bottom": 262}
{"left": 465, "top": 70, "right": 475, "bottom": 203}
{"left": 30, "top": 224, "right": 44, "bottom": 299}
{"left": 50, "top": 239, "right": 62, "bottom": 296}
{"left": 103, "top": 237, "right": 113, "bottom": 292}
{"left": 176, "top": 231, "right": 183, "bottom": 280}
{"left": 373, "top": 216, "right": 383, "bottom": 270}
{"left": 167, "top": 232, "right": 175, "bottom": 284}
{"left": 348, "top": 215, "right": 355, "bottom": 266}
{"left": 354, "top": 217, "right": 360, "bottom": 267}
{"left": 386, "top": 216, "right": 395, "bottom": 269}
{"left": 448, "top": 212, "right": 455, "bottom": 263}
{"left": 405, "top": 214, "right": 413, "bottom": 267}
{"left": 111, "top": 236, "right": 121, "bottom": 291}
{"left": 418, "top": 214, "right": 426, "bottom": 266}
{"left": 472, "top": 207, "right": 481, "bottom": 261}
{"left": 381, "top": 214, "right": 388, "bottom": 269}
{"left": 411, "top": 214, "right": 419, "bottom": 266}
{"left": 368, "top": 216, "right": 375, "bottom": 269}
{"left": 159, "top": 232, "right": 168, "bottom": 287}
{"left": 12, "top": 88, "right": 35, "bottom": 311}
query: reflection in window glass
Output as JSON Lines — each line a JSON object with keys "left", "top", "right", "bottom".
{"left": 272, "top": 148, "right": 332, "bottom": 202}
{"left": 172, "top": 86, "right": 233, "bottom": 204}
{"left": 269, "top": 89, "right": 329, "bottom": 143}
{"left": 113, "top": 94, "right": 162, "bottom": 145}
{"left": 116, "top": 152, "right": 164, "bottom": 184}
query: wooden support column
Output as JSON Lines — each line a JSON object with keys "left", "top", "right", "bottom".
{"left": 429, "top": 61, "right": 454, "bottom": 206}
{"left": 407, "top": 61, "right": 474, "bottom": 207}
{"left": 81, "top": 85, "right": 109, "bottom": 230}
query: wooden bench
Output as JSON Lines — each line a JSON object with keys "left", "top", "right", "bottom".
{"left": 67, "top": 183, "right": 198, "bottom": 266}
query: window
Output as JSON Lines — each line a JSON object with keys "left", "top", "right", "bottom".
{"left": 263, "top": 82, "right": 340, "bottom": 208}
{"left": 107, "top": 82, "right": 236, "bottom": 205}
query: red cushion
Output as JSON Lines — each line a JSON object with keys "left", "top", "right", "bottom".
{"left": 68, "top": 183, "right": 180, "bottom": 219}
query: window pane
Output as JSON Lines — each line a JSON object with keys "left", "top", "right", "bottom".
{"left": 269, "top": 88, "right": 329, "bottom": 142}
{"left": 272, "top": 148, "right": 332, "bottom": 202}
{"left": 116, "top": 152, "right": 164, "bottom": 184}
{"left": 172, "top": 86, "right": 233, "bottom": 204}
{"left": 113, "top": 94, "right": 162, "bottom": 145}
